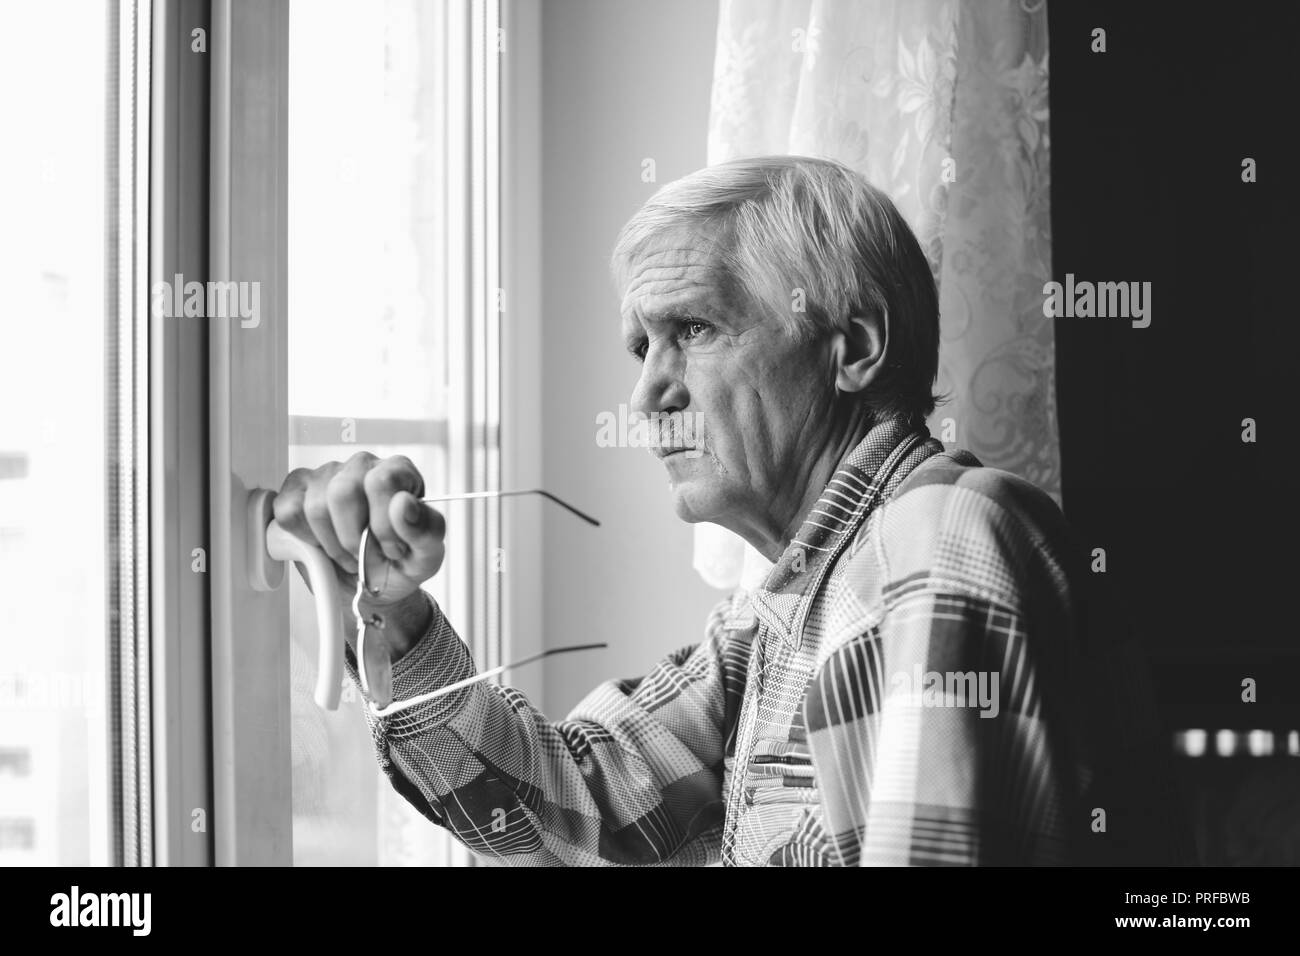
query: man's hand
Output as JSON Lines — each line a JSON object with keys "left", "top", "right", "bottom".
{"left": 273, "top": 452, "right": 445, "bottom": 660}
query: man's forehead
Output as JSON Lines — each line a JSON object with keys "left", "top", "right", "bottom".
{"left": 618, "top": 229, "right": 731, "bottom": 319}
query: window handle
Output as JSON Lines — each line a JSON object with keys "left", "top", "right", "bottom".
{"left": 247, "top": 488, "right": 346, "bottom": 709}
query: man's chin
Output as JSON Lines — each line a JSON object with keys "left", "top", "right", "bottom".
{"left": 657, "top": 449, "right": 732, "bottom": 521}
{"left": 666, "top": 476, "right": 726, "bottom": 525}
{"left": 670, "top": 492, "right": 705, "bottom": 524}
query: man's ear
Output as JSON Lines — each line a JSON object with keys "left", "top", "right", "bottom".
{"left": 832, "top": 311, "right": 889, "bottom": 394}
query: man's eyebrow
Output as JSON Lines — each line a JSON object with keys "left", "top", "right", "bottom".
{"left": 641, "top": 300, "right": 720, "bottom": 323}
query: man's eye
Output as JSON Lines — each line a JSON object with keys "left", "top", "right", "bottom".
{"left": 629, "top": 341, "right": 648, "bottom": 362}
{"left": 678, "top": 319, "right": 712, "bottom": 342}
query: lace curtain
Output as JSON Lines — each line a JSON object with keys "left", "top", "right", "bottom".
{"left": 696, "top": 0, "right": 1057, "bottom": 589}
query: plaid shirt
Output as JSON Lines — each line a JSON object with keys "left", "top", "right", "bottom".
{"left": 350, "top": 415, "right": 1093, "bottom": 865}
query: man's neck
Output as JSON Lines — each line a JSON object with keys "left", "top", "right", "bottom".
{"left": 747, "top": 405, "right": 877, "bottom": 563}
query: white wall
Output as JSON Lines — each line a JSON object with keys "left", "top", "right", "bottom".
{"left": 539, "top": 0, "right": 724, "bottom": 714}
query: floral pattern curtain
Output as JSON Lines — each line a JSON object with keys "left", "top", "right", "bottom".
{"left": 695, "top": 0, "right": 1056, "bottom": 590}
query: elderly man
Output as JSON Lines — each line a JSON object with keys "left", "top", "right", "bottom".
{"left": 274, "top": 155, "right": 1091, "bottom": 866}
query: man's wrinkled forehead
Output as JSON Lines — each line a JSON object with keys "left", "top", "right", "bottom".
{"left": 618, "top": 227, "right": 734, "bottom": 320}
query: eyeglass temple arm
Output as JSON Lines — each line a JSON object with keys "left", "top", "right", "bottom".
{"left": 418, "top": 488, "right": 600, "bottom": 527}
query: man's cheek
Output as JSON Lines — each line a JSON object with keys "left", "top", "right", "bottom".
{"left": 679, "top": 408, "right": 707, "bottom": 458}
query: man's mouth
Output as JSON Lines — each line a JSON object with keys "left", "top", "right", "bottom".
{"left": 654, "top": 445, "right": 701, "bottom": 460}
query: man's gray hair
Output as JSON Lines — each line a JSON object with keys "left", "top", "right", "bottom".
{"left": 611, "top": 155, "right": 941, "bottom": 423}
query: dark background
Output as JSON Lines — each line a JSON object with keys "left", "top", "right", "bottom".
{"left": 1050, "top": 1, "right": 1298, "bottom": 863}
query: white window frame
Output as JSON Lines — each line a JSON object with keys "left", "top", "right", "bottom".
{"left": 499, "top": 0, "right": 544, "bottom": 712}
{"left": 185, "top": 0, "right": 523, "bottom": 865}
{"left": 132, "top": 0, "right": 530, "bottom": 868}
{"left": 204, "top": 0, "right": 292, "bottom": 866}
{"left": 108, "top": 0, "right": 154, "bottom": 868}
{"left": 148, "top": 0, "right": 219, "bottom": 868}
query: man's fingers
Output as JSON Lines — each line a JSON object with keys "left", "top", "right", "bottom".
{"left": 272, "top": 468, "right": 316, "bottom": 542}
{"left": 326, "top": 452, "right": 378, "bottom": 566}
{"left": 389, "top": 492, "right": 446, "bottom": 580}
{"left": 363, "top": 456, "right": 425, "bottom": 562}
{"left": 303, "top": 463, "right": 356, "bottom": 573}
{"left": 274, "top": 454, "right": 434, "bottom": 587}
{"left": 389, "top": 491, "right": 446, "bottom": 542}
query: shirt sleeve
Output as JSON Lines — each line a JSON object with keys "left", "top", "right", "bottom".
{"left": 802, "top": 471, "right": 1091, "bottom": 866}
{"left": 346, "top": 591, "right": 752, "bottom": 866}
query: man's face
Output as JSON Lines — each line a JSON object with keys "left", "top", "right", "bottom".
{"left": 619, "top": 227, "right": 839, "bottom": 535}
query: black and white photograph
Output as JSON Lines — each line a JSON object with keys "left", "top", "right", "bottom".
{"left": 0, "top": 0, "right": 1295, "bottom": 931}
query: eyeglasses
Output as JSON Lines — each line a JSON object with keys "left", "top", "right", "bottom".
{"left": 353, "top": 489, "right": 604, "bottom": 714}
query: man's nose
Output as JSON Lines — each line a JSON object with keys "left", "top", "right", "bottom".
{"left": 631, "top": 347, "right": 689, "bottom": 417}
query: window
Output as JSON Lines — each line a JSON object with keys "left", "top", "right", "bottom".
{"left": 286, "top": 0, "right": 502, "bottom": 866}
{"left": 0, "top": 0, "right": 114, "bottom": 867}
{"left": 200, "top": 0, "right": 508, "bottom": 865}
{"left": 1, "top": 0, "right": 520, "bottom": 867}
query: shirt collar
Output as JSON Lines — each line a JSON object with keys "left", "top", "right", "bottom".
{"left": 745, "top": 415, "right": 941, "bottom": 651}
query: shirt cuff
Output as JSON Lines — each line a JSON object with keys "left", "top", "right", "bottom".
{"left": 377, "top": 589, "right": 479, "bottom": 733}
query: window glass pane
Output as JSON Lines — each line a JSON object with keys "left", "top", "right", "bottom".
{"left": 288, "top": 0, "right": 458, "bottom": 866}
{"left": 0, "top": 1, "right": 110, "bottom": 866}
